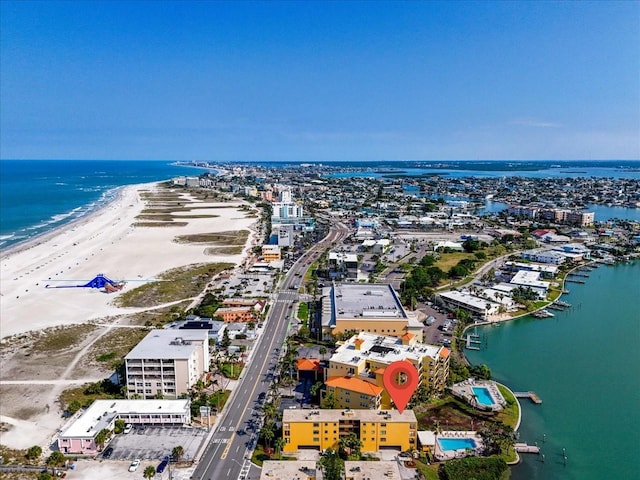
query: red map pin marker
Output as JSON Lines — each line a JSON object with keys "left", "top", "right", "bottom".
{"left": 382, "top": 360, "right": 419, "bottom": 414}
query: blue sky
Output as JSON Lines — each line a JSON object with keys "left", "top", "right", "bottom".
{"left": 1, "top": 1, "right": 638, "bottom": 161}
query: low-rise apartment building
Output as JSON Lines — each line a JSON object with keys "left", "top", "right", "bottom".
{"left": 325, "top": 332, "right": 449, "bottom": 409}
{"left": 261, "top": 245, "right": 282, "bottom": 262}
{"left": 320, "top": 283, "right": 422, "bottom": 341}
{"left": 125, "top": 330, "right": 209, "bottom": 399}
{"left": 57, "top": 399, "right": 190, "bottom": 454}
{"left": 325, "top": 376, "right": 383, "bottom": 410}
{"left": 282, "top": 408, "right": 417, "bottom": 453}
{"left": 215, "top": 306, "right": 259, "bottom": 323}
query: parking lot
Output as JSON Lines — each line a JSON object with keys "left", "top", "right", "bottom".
{"left": 106, "top": 426, "right": 207, "bottom": 462}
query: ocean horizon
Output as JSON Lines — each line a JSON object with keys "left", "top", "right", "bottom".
{"left": 1, "top": 159, "right": 639, "bottom": 250}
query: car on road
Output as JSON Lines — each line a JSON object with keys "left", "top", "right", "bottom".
{"left": 157, "top": 456, "right": 170, "bottom": 473}
{"left": 258, "top": 392, "right": 266, "bottom": 401}
{"left": 102, "top": 446, "right": 114, "bottom": 458}
{"left": 128, "top": 459, "right": 141, "bottom": 472}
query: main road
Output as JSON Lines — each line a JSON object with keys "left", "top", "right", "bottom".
{"left": 192, "top": 220, "right": 351, "bottom": 480}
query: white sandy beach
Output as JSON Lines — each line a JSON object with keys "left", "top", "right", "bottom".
{"left": 0, "top": 182, "right": 256, "bottom": 339}
{"left": 0, "top": 182, "right": 257, "bottom": 456}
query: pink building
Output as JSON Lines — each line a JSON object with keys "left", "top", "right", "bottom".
{"left": 57, "top": 399, "right": 190, "bottom": 454}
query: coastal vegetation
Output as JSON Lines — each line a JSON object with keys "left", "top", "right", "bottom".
{"left": 126, "top": 301, "right": 192, "bottom": 327}
{"left": 204, "top": 246, "right": 244, "bottom": 255}
{"left": 438, "top": 456, "right": 508, "bottom": 480}
{"left": 30, "top": 324, "right": 99, "bottom": 353}
{"left": 174, "top": 230, "right": 250, "bottom": 245}
{"left": 60, "top": 378, "right": 123, "bottom": 414}
{"left": 85, "top": 326, "right": 149, "bottom": 371}
{"left": 133, "top": 221, "right": 188, "bottom": 227}
{"left": 115, "top": 262, "right": 234, "bottom": 308}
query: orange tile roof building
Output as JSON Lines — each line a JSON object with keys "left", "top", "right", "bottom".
{"left": 214, "top": 306, "right": 258, "bottom": 323}
{"left": 325, "top": 332, "right": 450, "bottom": 409}
{"left": 325, "top": 376, "right": 383, "bottom": 409}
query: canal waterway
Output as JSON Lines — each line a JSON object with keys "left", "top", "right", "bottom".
{"left": 465, "top": 260, "right": 640, "bottom": 480}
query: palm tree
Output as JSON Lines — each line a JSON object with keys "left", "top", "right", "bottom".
{"left": 261, "top": 421, "right": 276, "bottom": 450}
{"left": 274, "top": 437, "right": 285, "bottom": 459}
{"left": 227, "top": 351, "right": 239, "bottom": 378}
{"left": 94, "top": 428, "right": 111, "bottom": 450}
{"left": 338, "top": 432, "right": 362, "bottom": 459}
{"left": 172, "top": 445, "right": 184, "bottom": 462}
{"left": 309, "top": 381, "right": 323, "bottom": 403}
{"left": 143, "top": 465, "right": 156, "bottom": 479}
{"left": 261, "top": 401, "right": 278, "bottom": 424}
{"left": 319, "top": 346, "right": 327, "bottom": 361}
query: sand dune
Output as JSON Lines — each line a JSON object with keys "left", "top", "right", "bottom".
{"left": 0, "top": 183, "right": 257, "bottom": 339}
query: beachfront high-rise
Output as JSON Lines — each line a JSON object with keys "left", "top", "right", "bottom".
{"left": 124, "top": 330, "right": 209, "bottom": 399}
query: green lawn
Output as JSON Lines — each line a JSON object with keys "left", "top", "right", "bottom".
{"left": 495, "top": 385, "right": 520, "bottom": 430}
{"left": 297, "top": 303, "right": 309, "bottom": 321}
{"left": 220, "top": 362, "right": 244, "bottom": 379}
{"left": 434, "top": 252, "right": 477, "bottom": 271}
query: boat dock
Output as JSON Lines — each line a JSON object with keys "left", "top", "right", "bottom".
{"left": 465, "top": 334, "right": 481, "bottom": 351}
{"left": 532, "top": 309, "right": 554, "bottom": 318}
{"left": 565, "top": 278, "right": 585, "bottom": 284}
{"left": 513, "top": 391, "right": 543, "bottom": 404}
{"left": 515, "top": 443, "right": 541, "bottom": 454}
{"left": 568, "top": 272, "right": 589, "bottom": 278}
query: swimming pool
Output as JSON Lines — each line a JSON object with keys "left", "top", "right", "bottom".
{"left": 438, "top": 437, "right": 477, "bottom": 451}
{"left": 472, "top": 386, "right": 495, "bottom": 406}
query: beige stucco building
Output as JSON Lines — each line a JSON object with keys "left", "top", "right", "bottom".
{"left": 325, "top": 332, "right": 449, "bottom": 409}
{"left": 125, "top": 330, "right": 209, "bottom": 399}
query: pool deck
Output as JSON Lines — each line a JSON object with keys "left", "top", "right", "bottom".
{"left": 434, "top": 430, "right": 484, "bottom": 461}
{"left": 449, "top": 379, "right": 507, "bottom": 411}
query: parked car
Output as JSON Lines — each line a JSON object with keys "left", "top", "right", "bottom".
{"left": 128, "top": 459, "right": 140, "bottom": 472}
{"left": 102, "top": 446, "right": 113, "bottom": 458}
{"left": 123, "top": 423, "right": 133, "bottom": 434}
{"left": 157, "top": 456, "right": 170, "bottom": 473}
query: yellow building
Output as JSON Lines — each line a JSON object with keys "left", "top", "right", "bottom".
{"left": 261, "top": 244, "right": 282, "bottom": 262}
{"left": 282, "top": 408, "right": 417, "bottom": 453}
{"left": 325, "top": 332, "right": 449, "bottom": 409}
{"left": 319, "top": 284, "right": 424, "bottom": 342}
{"left": 325, "top": 376, "right": 383, "bottom": 409}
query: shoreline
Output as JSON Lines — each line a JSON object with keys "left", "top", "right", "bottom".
{"left": 0, "top": 183, "right": 136, "bottom": 258}
{"left": 0, "top": 182, "right": 257, "bottom": 340}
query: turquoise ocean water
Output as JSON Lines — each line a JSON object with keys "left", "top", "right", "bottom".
{"left": 0, "top": 160, "right": 210, "bottom": 250}
{"left": 466, "top": 261, "right": 640, "bottom": 480}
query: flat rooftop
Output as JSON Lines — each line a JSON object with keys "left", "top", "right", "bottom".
{"left": 344, "top": 461, "right": 401, "bottom": 480}
{"left": 259, "top": 461, "right": 317, "bottom": 480}
{"left": 332, "top": 283, "right": 407, "bottom": 320}
{"left": 59, "top": 399, "right": 190, "bottom": 438}
{"left": 331, "top": 332, "right": 443, "bottom": 366}
{"left": 283, "top": 408, "right": 417, "bottom": 424}
{"left": 510, "top": 270, "right": 549, "bottom": 289}
{"left": 126, "top": 329, "right": 207, "bottom": 360}
{"left": 438, "top": 290, "right": 501, "bottom": 311}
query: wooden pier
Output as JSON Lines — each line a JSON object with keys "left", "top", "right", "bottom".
{"left": 515, "top": 443, "right": 541, "bottom": 454}
{"left": 565, "top": 278, "right": 585, "bottom": 284}
{"left": 513, "top": 391, "right": 543, "bottom": 404}
{"left": 465, "top": 334, "right": 481, "bottom": 351}
{"left": 568, "top": 272, "right": 589, "bottom": 278}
